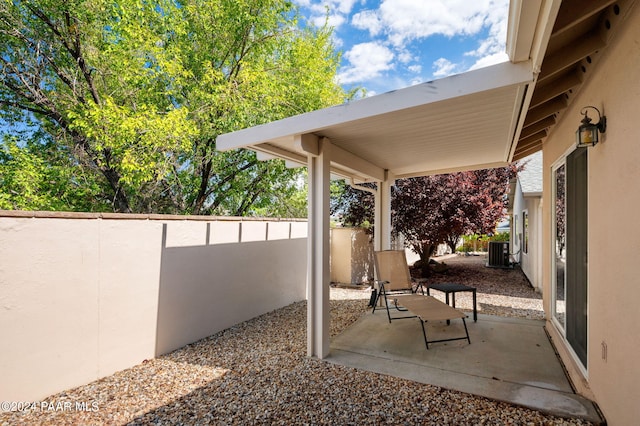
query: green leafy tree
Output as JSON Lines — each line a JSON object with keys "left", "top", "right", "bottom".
{"left": 0, "top": 0, "right": 192, "bottom": 211}
{"left": 330, "top": 180, "right": 375, "bottom": 227}
{"left": 0, "top": 133, "right": 109, "bottom": 211}
{"left": 0, "top": 0, "right": 345, "bottom": 214}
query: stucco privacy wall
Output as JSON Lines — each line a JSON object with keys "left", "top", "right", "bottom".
{"left": 541, "top": 3, "right": 640, "bottom": 424}
{"left": 0, "top": 212, "right": 307, "bottom": 402}
{"left": 330, "top": 227, "right": 374, "bottom": 284}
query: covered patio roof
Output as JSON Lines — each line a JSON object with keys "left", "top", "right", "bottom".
{"left": 217, "top": 61, "right": 533, "bottom": 181}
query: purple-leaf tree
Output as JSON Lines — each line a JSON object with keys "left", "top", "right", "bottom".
{"left": 332, "top": 166, "right": 518, "bottom": 275}
{"left": 392, "top": 166, "right": 517, "bottom": 275}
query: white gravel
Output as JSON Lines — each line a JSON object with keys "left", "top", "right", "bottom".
{"left": 1, "top": 258, "right": 590, "bottom": 426}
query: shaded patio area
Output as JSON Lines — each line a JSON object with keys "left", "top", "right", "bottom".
{"left": 328, "top": 306, "right": 602, "bottom": 424}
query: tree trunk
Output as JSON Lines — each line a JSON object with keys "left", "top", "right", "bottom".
{"left": 102, "top": 167, "right": 131, "bottom": 213}
{"left": 193, "top": 159, "right": 213, "bottom": 214}
{"left": 416, "top": 244, "right": 437, "bottom": 277}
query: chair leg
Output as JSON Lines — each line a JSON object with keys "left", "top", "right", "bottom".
{"left": 462, "top": 318, "right": 471, "bottom": 344}
{"left": 385, "top": 294, "right": 393, "bottom": 323}
{"left": 472, "top": 290, "right": 477, "bottom": 322}
{"left": 371, "top": 290, "right": 380, "bottom": 313}
{"left": 420, "top": 320, "right": 429, "bottom": 349}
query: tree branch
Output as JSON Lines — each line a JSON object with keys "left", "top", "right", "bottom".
{"left": 24, "top": 4, "right": 100, "bottom": 105}
{"left": 234, "top": 171, "right": 267, "bottom": 216}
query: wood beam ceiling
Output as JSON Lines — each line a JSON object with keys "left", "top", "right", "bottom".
{"left": 513, "top": 0, "right": 631, "bottom": 160}
{"left": 520, "top": 116, "right": 556, "bottom": 139}
{"left": 538, "top": 34, "right": 606, "bottom": 83}
{"left": 530, "top": 71, "right": 582, "bottom": 108}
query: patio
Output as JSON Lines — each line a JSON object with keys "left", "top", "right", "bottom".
{"left": 328, "top": 311, "right": 602, "bottom": 423}
{"left": 325, "top": 255, "right": 602, "bottom": 424}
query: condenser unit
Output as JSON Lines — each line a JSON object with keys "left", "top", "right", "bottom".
{"left": 488, "top": 241, "right": 510, "bottom": 268}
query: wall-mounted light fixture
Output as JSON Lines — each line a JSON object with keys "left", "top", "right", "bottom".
{"left": 576, "top": 106, "right": 606, "bottom": 148}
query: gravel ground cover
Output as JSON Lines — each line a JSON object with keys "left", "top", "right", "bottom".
{"left": 418, "top": 253, "right": 544, "bottom": 320}
{"left": 2, "top": 255, "right": 590, "bottom": 425}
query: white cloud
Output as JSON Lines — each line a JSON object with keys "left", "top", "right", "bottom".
{"left": 375, "top": 0, "right": 505, "bottom": 46}
{"left": 464, "top": 1, "right": 509, "bottom": 71}
{"left": 352, "top": 9, "right": 383, "bottom": 36}
{"left": 299, "top": 0, "right": 510, "bottom": 89}
{"left": 396, "top": 49, "right": 414, "bottom": 64}
{"left": 323, "top": 13, "right": 346, "bottom": 28}
{"left": 464, "top": 0, "right": 509, "bottom": 58}
{"left": 338, "top": 42, "right": 395, "bottom": 84}
{"left": 432, "top": 58, "right": 458, "bottom": 77}
{"left": 332, "top": 34, "right": 344, "bottom": 49}
{"left": 468, "top": 52, "right": 509, "bottom": 70}
{"left": 297, "top": 0, "right": 359, "bottom": 29}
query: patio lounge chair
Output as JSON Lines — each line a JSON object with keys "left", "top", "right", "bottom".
{"left": 372, "top": 250, "right": 427, "bottom": 322}
{"left": 373, "top": 250, "right": 471, "bottom": 349}
{"left": 394, "top": 294, "right": 471, "bottom": 349}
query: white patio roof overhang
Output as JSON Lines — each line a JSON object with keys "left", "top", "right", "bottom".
{"left": 217, "top": 0, "right": 558, "bottom": 359}
{"left": 217, "top": 60, "right": 534, "bottom": 182}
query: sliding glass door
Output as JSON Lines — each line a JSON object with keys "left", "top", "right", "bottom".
{"left": 552, "top": 148, "right": 588, "bottom": 368}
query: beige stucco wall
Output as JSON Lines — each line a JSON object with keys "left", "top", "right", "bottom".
{"left": 541, "top": 4, "right": 640, "bottom": 424}
{"left": 330, "top": 227, "right": 374, "bottom": 284}
{"left": 0, "top": 212, "right": 307, "bottom": 402}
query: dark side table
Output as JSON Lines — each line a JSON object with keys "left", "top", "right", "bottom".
{"left": 427, "top": 283, "right": 477, "bottom": 322}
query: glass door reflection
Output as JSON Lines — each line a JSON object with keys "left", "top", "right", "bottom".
{"left": 553, "top": 164, "right": 566, "bottom": 328}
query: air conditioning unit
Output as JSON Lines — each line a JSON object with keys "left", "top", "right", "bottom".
{"left": 488, "top": 241, "right": 510, "bottom": 268}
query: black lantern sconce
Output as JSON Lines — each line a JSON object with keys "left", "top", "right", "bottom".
{"left": 576, "top": 106, "right": 606, "bottom": 148}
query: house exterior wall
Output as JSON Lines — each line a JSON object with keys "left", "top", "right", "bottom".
{"left": 0, "top": 212, "right": 307, "bottom": 402}
{"left": 512, "top": 182, "right": 542, "bottom": 292}
{"left": 541, "top": 4, "right": 640, "bottom": 424}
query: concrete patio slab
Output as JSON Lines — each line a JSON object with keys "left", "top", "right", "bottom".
{"left": 327, "top": 310, "right": 602, "bottom": 424}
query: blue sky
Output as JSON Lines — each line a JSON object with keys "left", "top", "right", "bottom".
{"left": 295, "top": 0, "right": 511, "bottom": 96}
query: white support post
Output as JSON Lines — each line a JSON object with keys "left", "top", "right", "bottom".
{"left": 378, "top": 172, "right": 394, "bottom": 250}
{"left": 307, "top": 138, "right": 331, "bottom": 359}
{"left": 373, "top": 172, "right": 394, "bottom": 306}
